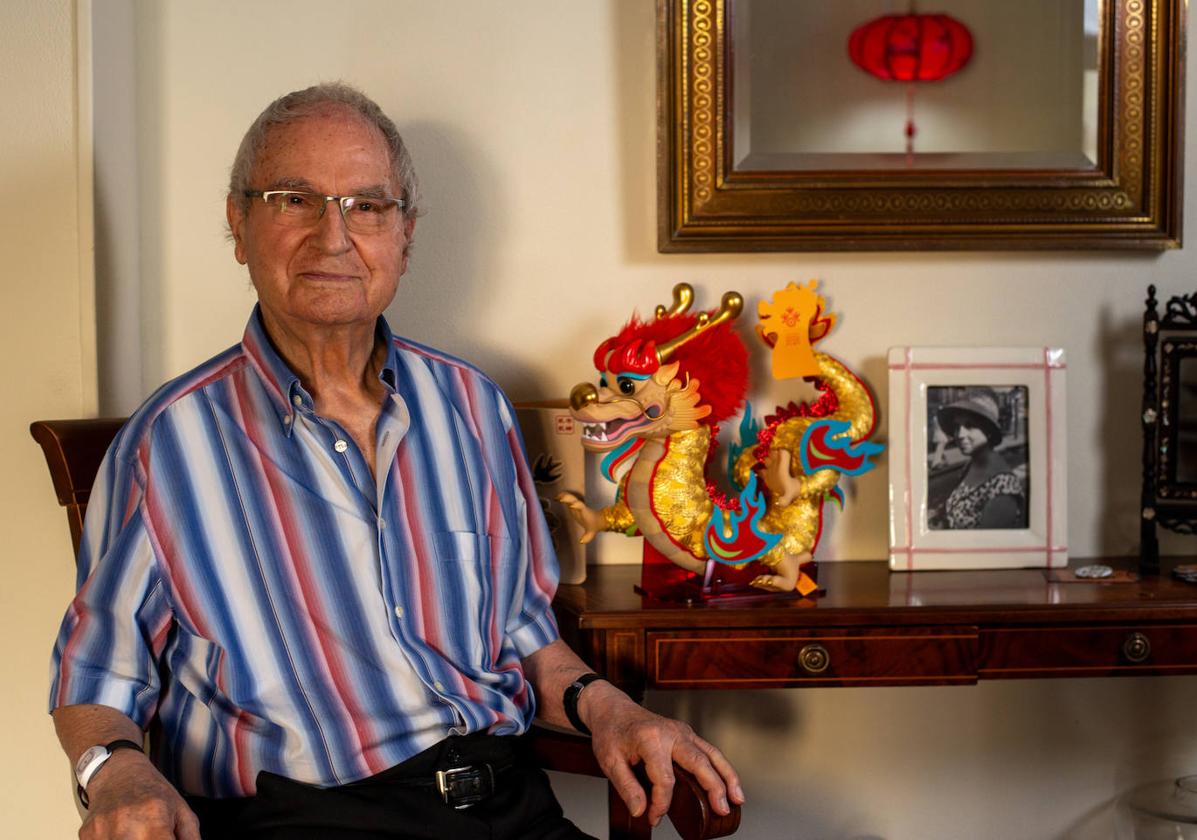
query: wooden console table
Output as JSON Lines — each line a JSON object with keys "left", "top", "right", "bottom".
{"left": 552, "top": 559, "right": 1197, "bottom": 699}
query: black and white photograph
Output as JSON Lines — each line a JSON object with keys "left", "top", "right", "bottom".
{"left": 888, "top": 346, "right": 1067, "bottom": 571}
{"left": 926, "top": 385, "right": 1030, "bottom": 530}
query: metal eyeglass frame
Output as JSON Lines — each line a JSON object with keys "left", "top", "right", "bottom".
{"left": 243, "top": 190, "right": 406, "bottom": 231}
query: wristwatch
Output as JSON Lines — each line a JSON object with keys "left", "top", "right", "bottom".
{"left": 563, "top": 673, "right": 604, "bottom": 735}
{"left": 74, "top": 739, "right": 143, "bottom": 808}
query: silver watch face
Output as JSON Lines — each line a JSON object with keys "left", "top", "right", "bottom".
{"left": 75, "top": 745, "right": 108, "bottom": 781}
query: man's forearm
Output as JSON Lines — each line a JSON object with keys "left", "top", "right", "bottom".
{"left": 52, "top": 703, "right": 144, "bottom": 768}
{"left": 52, "top": 703, "right": 199, "bottom": 838}
{"left": 521, "top": 639, "right": 616, "bottom": 731}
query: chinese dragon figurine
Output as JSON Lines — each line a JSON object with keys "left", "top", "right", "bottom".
{"left": 558, "top": 281, "right": 882, "bottom": 596}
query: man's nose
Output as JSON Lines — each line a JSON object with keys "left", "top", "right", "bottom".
{"left": 311, "top": 200, "right": 353, "bottom": 251}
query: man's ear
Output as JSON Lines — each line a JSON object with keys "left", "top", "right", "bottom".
{"left": 400, "top": 214, "right": 416, "bottom": 261}
{"left": 226, "top": 194, "right": 248, "bottom": 265}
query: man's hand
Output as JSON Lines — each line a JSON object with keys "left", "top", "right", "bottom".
{"left": 580, "top": 680, "right": 744, "bottom": 827}
{"left": 79, "top": 751, "right": 200, "bottom": 840}
{"left": 522, "top": 641, "right": 743, "bottom": 827}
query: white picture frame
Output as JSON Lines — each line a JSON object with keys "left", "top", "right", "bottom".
{"left": 888, "top": 347, "right": 1068, "bottom": 571}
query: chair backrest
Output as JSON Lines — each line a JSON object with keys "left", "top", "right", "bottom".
{"left": 30, "top": 418, "right": 127, "bottom": 557}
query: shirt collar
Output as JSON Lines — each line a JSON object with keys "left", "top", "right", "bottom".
{"left": 241, "top": 304, "right": 400, "bottom": 435}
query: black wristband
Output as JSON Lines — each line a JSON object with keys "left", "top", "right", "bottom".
{"left": 77, "top": 739, "right": 144, "bottom": 809}
{"left": 563, "top": 673, "right": 604, "bottom": 735}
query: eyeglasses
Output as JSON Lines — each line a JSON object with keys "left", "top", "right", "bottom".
{"left": 244, "top": 190, "right": 406, "bottom": 234}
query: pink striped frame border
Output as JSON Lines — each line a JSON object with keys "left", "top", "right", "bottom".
{"left": 887, "top": 347, "right": 1069, "bottom": 572}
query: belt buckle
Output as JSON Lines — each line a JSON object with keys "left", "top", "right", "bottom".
{"left": 435, "top": 764, "right": 494, "bottom": 809}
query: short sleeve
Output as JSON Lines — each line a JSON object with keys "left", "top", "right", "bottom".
{"left": 497, "top": 396, "right": 561, "bottom": 659}
{"left": 48, "top": 437, "right": 173, "bottom": 728}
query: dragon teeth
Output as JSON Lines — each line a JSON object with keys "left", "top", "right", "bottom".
{"left": 582, "top": 423, "right": 608, "bottom": 441}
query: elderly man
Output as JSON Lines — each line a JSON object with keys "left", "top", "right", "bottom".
{"left": 49, "top": 83, "right": 742, "bottom": 840}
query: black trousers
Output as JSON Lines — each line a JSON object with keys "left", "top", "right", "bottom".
{"left": 185, "top": 733, "right": 597, "bottom": 840}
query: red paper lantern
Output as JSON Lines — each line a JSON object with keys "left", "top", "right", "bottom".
{"left": 848, "top": 14, "right": 973, "bottom": 83}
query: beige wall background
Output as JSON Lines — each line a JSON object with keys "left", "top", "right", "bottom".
{"left": 1, "top": 0, "right": 94, "bottom": 838}
{"left": 6, "top": 1, "right": 1197, "bottom": 838}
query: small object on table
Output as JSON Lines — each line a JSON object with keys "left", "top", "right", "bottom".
{"left": 1173, "top": 564, "right": 1197, "bottom": 584}
{"left": 1044, "top": 564, "right": 1139, "bottom": 584}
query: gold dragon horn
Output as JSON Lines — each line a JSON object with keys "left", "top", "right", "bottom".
{"left": 656, "top": 290, "right": 744, "bottom": 363}
{"left": 655, "top": 283, "right": 695, "bottom": 320}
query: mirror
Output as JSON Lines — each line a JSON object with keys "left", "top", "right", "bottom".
{"left": 734, "top": 0, "right": 1099, "bottom": 172}
{"left": 1140, "top": 286, "right": 1197, "bottom": 574}
{"left": 658, "top": 0, "right": 1185, "bottom": 251}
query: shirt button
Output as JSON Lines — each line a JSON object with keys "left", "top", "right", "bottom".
{"left": 292, "top": 394, "right": 303, "bottom": 406}
{"left": 378, "top": 518, "right": 386, "bottom": 530}
{"left": 282, "top": 415, "right": 292, "bottom": 425}
{"left": 333, "top": 439, "right": 348, "bottom": 453}
{"left": 394, "top": 605, "right": 404, "bottom": 619}
{"left": 433, "top": 681, "right": 445, "bottom": 692}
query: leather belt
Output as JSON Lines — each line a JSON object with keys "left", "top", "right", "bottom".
{"left": 346, "top": 734, "right": 520, "bottom": 810}
{"left": 388, "top": 760, "right": 514, "bottom": 809}
{"left": 435, "top": 764, "right": 500, "bottom": 809}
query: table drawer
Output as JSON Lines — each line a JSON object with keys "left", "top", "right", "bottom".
{"left": 979, "top": 624, "right": 1197, "bottom": 678}
{"left": 648, "top": 627, "right": 978, "bottom": 688}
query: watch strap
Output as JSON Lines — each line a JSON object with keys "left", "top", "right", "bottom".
{"left": 563, "top": 673, "right": 603, "bottom": 735}
{"left": 77, "top": 739, "right": 143, "bottom": 809}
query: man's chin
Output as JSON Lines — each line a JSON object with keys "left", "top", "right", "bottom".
{"left": 264, "top": 297, "right": 387, "bottom": 330}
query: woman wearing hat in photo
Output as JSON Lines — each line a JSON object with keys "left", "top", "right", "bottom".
{"left": 930, "top": 388, "right": 1026, "bottom": 530}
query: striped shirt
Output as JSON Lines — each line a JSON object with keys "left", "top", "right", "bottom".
{"left": 49, "top": 308, "right": 560, "bottom": 797}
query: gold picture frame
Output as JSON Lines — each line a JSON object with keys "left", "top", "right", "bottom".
{"left": 657, "top": 0, "right": 1186, "bottom": 252}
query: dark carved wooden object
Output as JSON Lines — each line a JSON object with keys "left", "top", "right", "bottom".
{"left": 1141, "top": 285, "right": 1197, "bottom": 574}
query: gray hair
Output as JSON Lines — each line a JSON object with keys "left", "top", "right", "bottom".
{"left": 228, "top": 82, "right": 421, "bottom": 218}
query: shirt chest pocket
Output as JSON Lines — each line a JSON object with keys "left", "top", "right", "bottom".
{"left": 429, "top": 530, "right": 514, "bottom": 664}
{"left": 431, "top": 530, "right": 515, "bottom": 611}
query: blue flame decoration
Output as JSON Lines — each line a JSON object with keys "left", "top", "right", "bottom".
{"left": 798, "top": 419, "right": 884, "bottom": 477}
{"left": 725, "top": 403, "right": 759, "bottom": 494}
{"left": 703, "top": 472, "right": 783, "bottom": 566}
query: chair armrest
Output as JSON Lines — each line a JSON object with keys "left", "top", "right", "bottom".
{"left": 658, "top": 761, "right": 740, "bottom": 839}
{"left": 526, "top": 723, "right": 741, "bottom": 839}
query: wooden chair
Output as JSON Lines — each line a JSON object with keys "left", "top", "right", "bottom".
{"left": 31, "top": 418, "right": 740, "bottom": 840}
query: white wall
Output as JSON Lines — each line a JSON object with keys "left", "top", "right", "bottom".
{"left": 0, "top": 1, "right": 95, "bottom": 838}
{"left": 11, "top": 1, "right": 1197, "bottom": 838}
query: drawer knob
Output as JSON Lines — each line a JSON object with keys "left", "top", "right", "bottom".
{"left": 799, "top": 643, "right": 830, "bottom": 675}
{"left": 1122, "top": 632, "right": 1152, "bottom": 663}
